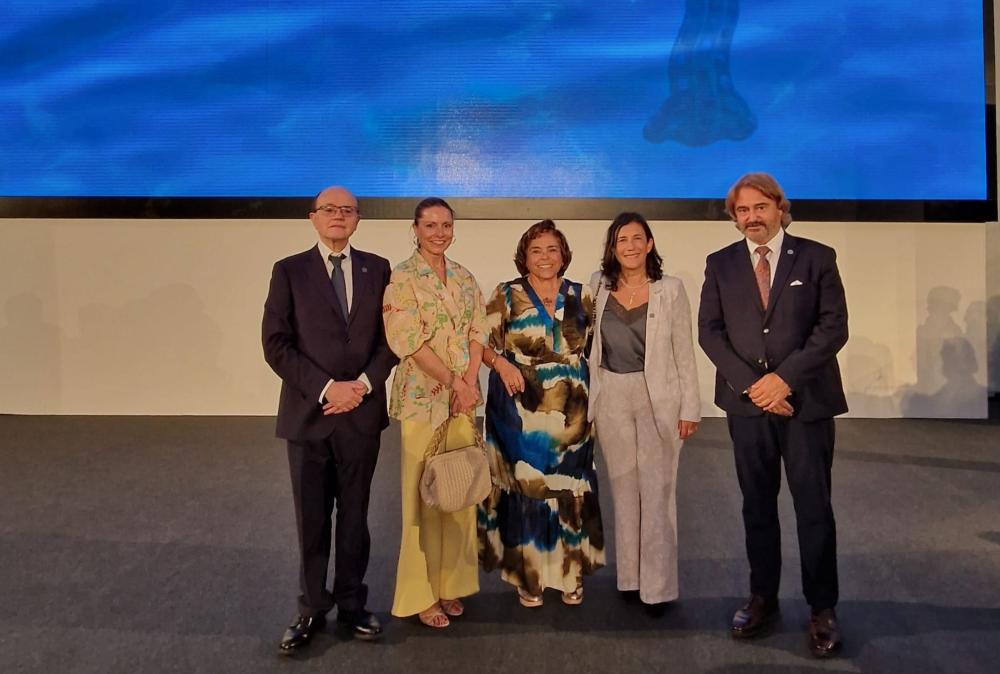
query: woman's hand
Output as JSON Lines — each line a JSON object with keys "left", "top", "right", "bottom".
{"left": 678, "top": 419, "right": 700, "bottom": 440}
{"left": 450, "top": 376, "right": 480, "bottom": 415}
{"left": 495, "top": 356, "right": 526, "bottom": 397}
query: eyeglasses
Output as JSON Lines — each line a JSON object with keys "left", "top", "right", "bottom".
{"left": 314, "top": 204, "right": 359, "bottom": 216}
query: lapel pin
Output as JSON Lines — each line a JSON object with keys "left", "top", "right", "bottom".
{"left": 361, "top": 266, "right": 368, "bottom": 273}
{"left": 787, "top": 250, "right": 794, "bottom": 255}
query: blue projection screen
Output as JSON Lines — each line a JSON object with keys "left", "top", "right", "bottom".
{"left": 0, "top": 1, "right": 994, "bottom": 219}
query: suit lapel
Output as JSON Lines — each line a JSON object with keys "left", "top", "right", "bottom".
{"left": 729, "top": 242, "right": 764, "bottom": 313}
{"left": 593, "top": 277, "right": 610, "bottom": 368}
{"left": 438, "top": 260, "right": 463, "bottom": 331}
{"left": 412, "top": 251, "right": 461, "bottom": 332}
{"left": 306, "top": 247, "right": 347, "bottom": 321}
{"left": 348, "top": 249, "right": 370, "bottom": 326}
{"left": 764, "top": 233, "right": 797, "bottom": 323}
{"left": 644, "top": 280, "right": 663, "bottom": 364}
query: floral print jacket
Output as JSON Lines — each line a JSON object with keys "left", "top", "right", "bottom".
{"left": 383, "top": 250, "right": 488, "bottom": 428}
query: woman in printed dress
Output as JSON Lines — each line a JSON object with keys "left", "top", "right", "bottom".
{"left": 478, "top": 219, "right": 604, "bottom": 607}
{"left": 383, "top": 197, "right": 488, "bottom": 628}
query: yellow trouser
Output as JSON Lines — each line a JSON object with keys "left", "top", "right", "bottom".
{"left": 391, "top": 416, "right": 480, "bottom": 617}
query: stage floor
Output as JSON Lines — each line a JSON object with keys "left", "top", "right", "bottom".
{"left": 2, "top": 415, "right": 998, "bottom": 673}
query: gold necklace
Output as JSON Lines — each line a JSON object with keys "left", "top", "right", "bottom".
{"left": 619, "top": 276, "right": 649, "bottom": 308}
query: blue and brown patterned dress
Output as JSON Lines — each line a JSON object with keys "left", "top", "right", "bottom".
{"left": 478, "top": 277, "right": 605, "bottom": 594}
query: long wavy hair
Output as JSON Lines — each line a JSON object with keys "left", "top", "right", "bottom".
{"left": 599, "top": 212, "right": 663, "bottom": 291}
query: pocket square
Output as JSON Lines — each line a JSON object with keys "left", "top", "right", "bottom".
{"left": 790, "top": 280, "right": 803, "bottom": 287}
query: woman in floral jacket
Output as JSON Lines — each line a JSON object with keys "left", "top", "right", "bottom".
{"left": 382, "top": 197, "right": 488, "bottom": 628}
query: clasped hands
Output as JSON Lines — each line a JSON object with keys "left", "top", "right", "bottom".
{"left": 748, "top": 372, "right": 794, "bottom": 417}
{"left": 322, "top": 380, "right": 368, "bottom": 415}
{"left": 450, "top": 375, "right": 481, "bottom": 416}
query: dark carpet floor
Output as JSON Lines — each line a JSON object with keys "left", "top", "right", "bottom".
{"left": 1, "top": 414, "right": 998, "bottom": 674}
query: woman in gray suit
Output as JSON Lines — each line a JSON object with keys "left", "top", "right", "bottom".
{"left": 589, "top": 212, "right": 701, "bottom": 613}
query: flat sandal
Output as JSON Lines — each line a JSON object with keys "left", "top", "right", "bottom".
{"left": 440, "top": 598, "right": 464, "bottom": 617}
{"left": 517, "top": 586, "right": 543, "bottom": 608}
{"left": 561, "top": 586, "right": 584, "bottom": 606}
{"left": 417, "top": 603, "right": 450, "bottom": 628}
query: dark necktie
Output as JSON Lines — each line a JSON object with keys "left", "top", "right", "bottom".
{"left": 754, "top": 246, "right": 771, "bottom": 309}
{"left": 329, "top": 253, "right": 349, "bottom": 318}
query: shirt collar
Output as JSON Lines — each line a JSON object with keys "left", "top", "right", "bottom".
{"left": 318, "top": 241, "right": 352, "bottom": 263}
{"left": 411, "top": 249, "right": 451, "bottom": 278}
{"left": 745, "top": 226, "right": 785, "bottom": 258}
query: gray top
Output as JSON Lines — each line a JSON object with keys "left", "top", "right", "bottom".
{"left": 599, "top": 294, "right": 647, "bottom": 373}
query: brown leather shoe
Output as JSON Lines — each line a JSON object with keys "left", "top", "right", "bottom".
{"left": 730, "top": 595, "right": 779, "bottom": 638}
{"left": 808, "top": 608, "right": 842, "bottom": 658}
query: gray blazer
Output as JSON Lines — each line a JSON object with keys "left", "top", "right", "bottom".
{"left": 588, "top": 271, "right": 701, "bottom": 439}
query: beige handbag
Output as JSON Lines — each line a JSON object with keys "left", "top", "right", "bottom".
{"left": 419, "top": 412, "right": 491, "bottom": 512}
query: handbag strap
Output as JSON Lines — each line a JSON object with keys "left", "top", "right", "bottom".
{"left": 424, "top": 411, "right": 485, "bottom": 460}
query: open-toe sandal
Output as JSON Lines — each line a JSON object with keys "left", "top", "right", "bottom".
{"left": 440, "top": 598, "right": 464, "bottom": 617}
{"left": 561, "top": 586, "right": 584, "bottom": 606}
{"left": 417, "top": 603, "right": 450, "bottom": 628}
{"left": 517, "top": 586, "right": 543, "bottom": 608}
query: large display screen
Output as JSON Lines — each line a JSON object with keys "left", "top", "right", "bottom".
{"left": 0, "top": 1, "right": 992, "bottom": 216}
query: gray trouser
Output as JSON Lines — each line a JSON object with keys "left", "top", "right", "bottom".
{"left": 594, "top": 370, "right": 682, "bottom": 604}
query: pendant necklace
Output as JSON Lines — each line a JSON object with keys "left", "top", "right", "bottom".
{"left": 620, "top": 276, "right": 649, "bottom": 308}
{"left": 529, "top": 278, "right": 557, "bottom": 309}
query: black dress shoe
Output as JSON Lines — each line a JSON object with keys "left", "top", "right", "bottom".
{"left": 643, "top": 601, "right": 672, "bottom": 618}
{"left": 730, "top": 595, "right": 779, "bottom": 639}
{"left": 279, "top": 614, "right": 326, "bottom": 655}
{"left": 336, "top": 609, "right": 382, "bottom": 641}
{"left": 808, "top": 608, "right": 843, "bottom": 658}
{"left": 618, "top": 590, "right": 641, "bottom": 603}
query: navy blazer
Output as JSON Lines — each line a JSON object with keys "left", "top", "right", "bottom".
{"left": 697, "top": 233, "right": 848, "bottom": 421}
{"left": 262, "top": 246, "right": 398, "bottom": 441}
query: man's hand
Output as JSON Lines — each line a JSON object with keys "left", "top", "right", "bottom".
{"left": 748, "top": 373, "right": 791, "bottom": 409}
{"left": 322, "top": 380, "right": 367, "bottom": 416}
{"left": 764, "top": 398, "right": 795, "bottom": 417}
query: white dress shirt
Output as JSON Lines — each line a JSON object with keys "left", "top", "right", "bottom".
{"left": 316, "top": 241, "right": 372, "bottom": 402}
{"left": 319, "top": 240, "right": 356, "bottom": 311}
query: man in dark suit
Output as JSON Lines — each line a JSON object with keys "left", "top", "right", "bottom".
{"left": 263, "top": 185, "right": 397, "bottom": 654}
{"left": 698, "top": 173, "right": 848, "bottom": 658}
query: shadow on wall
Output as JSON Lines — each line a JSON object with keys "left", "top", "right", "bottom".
{"left": 0, "top": 293, "right": 64, "bottom": 411}
{"left": 900, "top": 286, "right": 987, "bottom": 418}
{"left": 845, "top": 287, "right": 988, "bottom": 418}
{"left": 845, "top": 335, "right": 899, "bottom": 416}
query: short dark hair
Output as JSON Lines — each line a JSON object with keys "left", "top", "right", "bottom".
{"left": 725, "top": 172, "right": 792, "bottom": 226}
{"left": 599, "top": 212, "right": 663, "bottom": 291}
{"left": 413, "top": 197, "right": 454, "bottom": 224}
{"left": 514, "top": 220, "right": 572, "bottom": 277}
